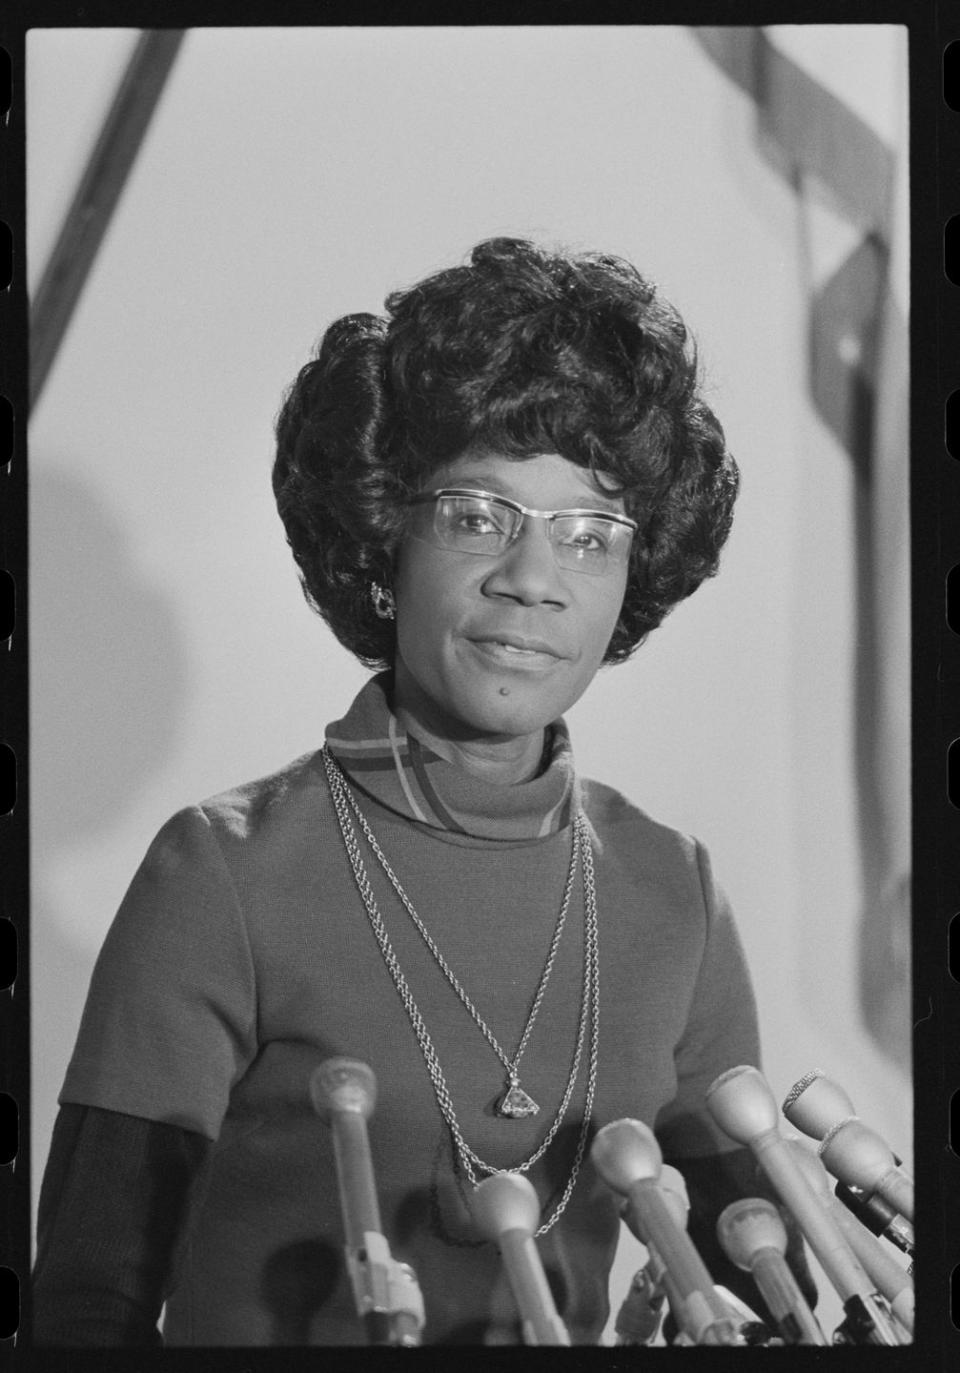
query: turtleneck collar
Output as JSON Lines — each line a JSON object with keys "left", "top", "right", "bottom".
{"left": 324, "top": 673, "right": 578, "bottom": 841}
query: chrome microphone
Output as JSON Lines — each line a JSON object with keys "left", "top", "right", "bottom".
{"left": 782, "top": 1070, "right": 855, "bottom": 1136}
{"left": 717, "top": 1198, "right": 825, "bottom": 1344}
{"left": 310, "top": 1058, "right": 424, "bottom": 1346}
{"left": 591, "top": 1120, "right": 742, "bottom": 1345}
{"left": 782, "top": 1070, "right": 914, "bottom": 1225}
{"left": 470, "top": 1172, "right": 571, "bottom": 1345}
{"left": 704, "top": 1066, "right": 902, "bottom": 1346}
{"left": 788, "top": 1139, "right": 914, "bottom": 1336}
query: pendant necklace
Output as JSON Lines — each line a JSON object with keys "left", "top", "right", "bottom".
{"left": 321, "top": 745, "right": 600, "bottom": 1234}
{"left": 323, "top": 745, "right": 578, "bottom": 1117}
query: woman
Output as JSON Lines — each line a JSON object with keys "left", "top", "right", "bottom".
{"left": 33, "top": 238, "right": 807, "bottom": 1345}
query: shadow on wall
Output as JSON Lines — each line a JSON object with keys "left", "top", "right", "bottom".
{"left": 30, "top": 463, "right": 189, "bottom": 847}
{"left": 31, "top": 463, "right": 189, "bottom": 1199}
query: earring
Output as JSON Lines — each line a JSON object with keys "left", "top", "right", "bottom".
{"left": 370, "top": 582, "right": 396, "bottom": 621}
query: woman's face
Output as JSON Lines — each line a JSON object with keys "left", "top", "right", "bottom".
{"left": 391, "top": 449, "right": 630, "bottom": 757}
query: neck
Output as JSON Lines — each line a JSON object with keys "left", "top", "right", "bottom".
{"left": 394, "top": 706, "right": 546, "bottom": 786}
{"left": 390, "top": 670, "right": 546, "bottom": 786}
{"left": 325, "top": 672, "right": 576, "bottom": 840}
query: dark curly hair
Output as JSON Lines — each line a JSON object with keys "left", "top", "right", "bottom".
{"left": 272, "top": 237, "right": 738, "bottom": 668}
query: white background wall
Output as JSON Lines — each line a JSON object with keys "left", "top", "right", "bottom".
{"left": 27, "top": 25, "right": 910, "bottom": 1342}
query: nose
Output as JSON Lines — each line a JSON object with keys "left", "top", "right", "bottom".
{"left": 480, "top": 515, "right": 569, "bottom": 607}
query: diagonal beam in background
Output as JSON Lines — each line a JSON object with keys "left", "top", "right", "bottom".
{"left": 29, "top": 30, "right": 186, "bottom": 410}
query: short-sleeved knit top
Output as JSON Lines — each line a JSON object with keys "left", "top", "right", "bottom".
{"left": 60, "top": 674, "right": 760, "bottom": 1345}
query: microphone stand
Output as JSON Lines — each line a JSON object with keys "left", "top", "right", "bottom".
{"left": 311, "top": 1058, "right": 425, "bottom": 1346}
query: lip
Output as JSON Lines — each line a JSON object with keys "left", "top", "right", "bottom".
{"left": 466, "top": 635, "right": 568, "bottom": 673}
{"left": 470, "top": 633, "right": 564, "bottom": 658}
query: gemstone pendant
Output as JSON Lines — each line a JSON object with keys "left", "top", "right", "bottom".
{"left": 498, "top": 1081, "right": 540, "bottom": 1118}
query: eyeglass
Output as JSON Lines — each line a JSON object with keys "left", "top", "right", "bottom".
{"left": 408, "top": 487, "right": 637, "bottom": 576}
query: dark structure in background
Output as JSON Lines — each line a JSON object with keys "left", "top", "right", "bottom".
{"left": 29, "top": 31, "right": 185, "bottom": 409}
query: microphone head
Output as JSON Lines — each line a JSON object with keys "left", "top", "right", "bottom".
{"left": 471, "top": 1171, "right": 540, "bottom": 1241}
{"left": 590, "top": 1119, "right": 662, "bottom": 1195}
{"left": 704, "top": 1065, "right": 779, "bottom": 1144}
{"left": 819, "top": 1118, "right": 895, "bottom": 1192}
{"left": 717, "top": 1199, "right": 788, "bottom": 1270}
{"left": 782, "top": 1071, "right": 855, "bottom": 1140}
{"left": 309, "top": 1057, "right": 377, "bottom": 1122}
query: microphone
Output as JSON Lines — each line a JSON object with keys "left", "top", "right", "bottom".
{"left": 591, "top": 1120, "right": 742, "bottom": 1345}
{"left": 310, "top": 1058, "right": 424, "bottom": 1346}
{"left": 780, "top": 1075, "right": 913, "bottom": 1251}
{"left": 818, "top": 1118, "right": 914, "bottom": 1226}
{"left": 617, "top": 1162, "right": 689, "bottom": 1247}
{"left": 470, "top": 1172, "right": 571, "bottom": 1345}
{"left": 833, "top": 1182, "right": 914, "bottom": 1257}
{"left": 782, "top": 1069, "right": 855, "bottom": 1136}
{"left": 614, "top": 1164, "right": 691, "bottom": 1344}
{"left": 782, "top": 1071, "right": 914, "bottom": 1224}
{"left": 716, "top": 1198, "right": 826, "bottom": 1344}
{"left": 704, "top": 1066, "right": 902, "bottom": 1346}
{"left": 788, "top": 1139, "right": 914, "bottom": 1336}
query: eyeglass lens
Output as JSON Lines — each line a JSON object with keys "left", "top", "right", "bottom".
{"left": 416, "top": 492, "right": 633, "bottom": 575}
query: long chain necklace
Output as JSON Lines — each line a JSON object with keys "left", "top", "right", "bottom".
{"left": 331, "top": 746, "right": 576, "bottom": 1118}
{"left": 321, "top": 745, "right": 600, "bottom": 1235}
